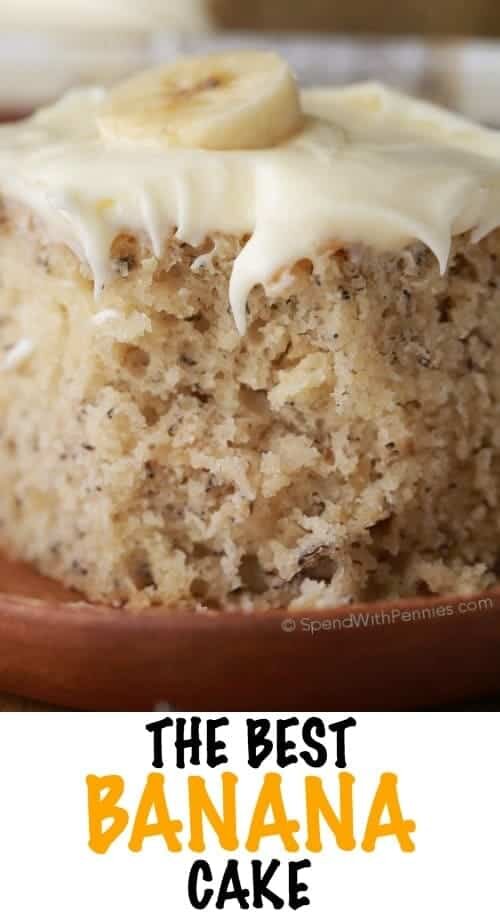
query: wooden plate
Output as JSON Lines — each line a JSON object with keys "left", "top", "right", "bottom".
{"left": 1, "top": 552, "right": 500, "bottom": 710}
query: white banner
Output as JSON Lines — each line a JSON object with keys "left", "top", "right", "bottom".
{"left": 0, "top": 713, "right": 497, "bottom": 913}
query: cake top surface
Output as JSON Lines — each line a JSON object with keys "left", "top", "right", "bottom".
{"left": 1, "top": 50, "right": 500, "bottom": 331}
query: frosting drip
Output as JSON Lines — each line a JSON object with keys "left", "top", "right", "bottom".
{"left": 2, "top": 81, "right": 500, "bottom": 332}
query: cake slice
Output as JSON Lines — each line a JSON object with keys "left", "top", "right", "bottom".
{"left": 2, "top": 51, "right": 500, "bottom": 611}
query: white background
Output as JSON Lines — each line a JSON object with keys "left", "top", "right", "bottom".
{"left": 0, "top": 713, "right": 497, "bottom": 913}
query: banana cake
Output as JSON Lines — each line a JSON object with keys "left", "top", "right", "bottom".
{"left": 2, "top": 50, "right": 500, "bottom": 611}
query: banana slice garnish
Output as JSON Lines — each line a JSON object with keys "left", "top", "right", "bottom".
{"left": 98, "top": 50, "right": 304, "bottom": 151}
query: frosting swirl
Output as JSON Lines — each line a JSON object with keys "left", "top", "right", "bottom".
{"left": 2, "top": 81, "right": 500, "bottom": 332}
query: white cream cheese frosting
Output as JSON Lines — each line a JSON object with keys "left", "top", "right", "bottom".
{"left": 2, "top": 81, "right": 500, "bottom": 333}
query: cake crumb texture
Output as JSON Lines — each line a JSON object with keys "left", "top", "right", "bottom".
{"left": 1, "top": 201, "right": 500, "bottom": 611}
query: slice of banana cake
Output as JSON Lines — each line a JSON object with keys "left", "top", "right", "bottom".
{"left": 2, "top": 51, "right": 500, "bottom": 611}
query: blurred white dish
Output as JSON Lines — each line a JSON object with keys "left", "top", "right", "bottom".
{"left": 0, "top": 0, "right": 211, "bottom": 32}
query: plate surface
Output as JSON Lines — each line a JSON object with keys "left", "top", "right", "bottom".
{"left": 1, "top": 552, "right": 500, "bottom": 710}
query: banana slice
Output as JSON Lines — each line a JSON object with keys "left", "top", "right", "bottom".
{"left": 98, "top": 50, "right": 303, "bottom": 151}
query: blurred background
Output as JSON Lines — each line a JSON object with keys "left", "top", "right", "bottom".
{"left": 3, "top": 0, "right": 500, "bottom": 35}
{"left": 0, "top": 1, "right": 499, "bottom": 122}
{"left": 214, "top": 0, "right": 500, "bottom": 36}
